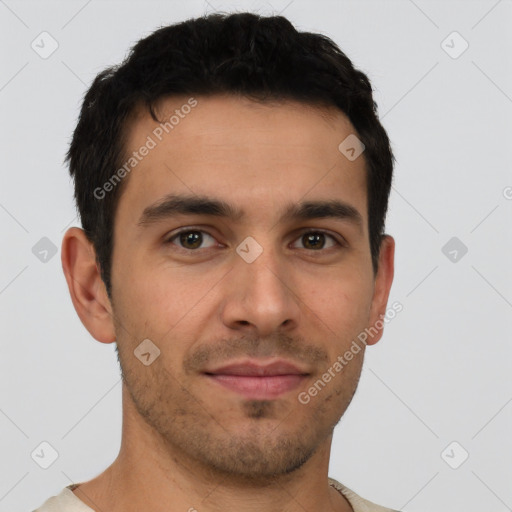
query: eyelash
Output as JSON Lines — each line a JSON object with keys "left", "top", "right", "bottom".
{"left": 164, "top": 227, "right": 346, "bottom": 253}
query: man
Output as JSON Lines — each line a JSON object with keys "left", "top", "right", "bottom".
{"left": 35, "top": 11, "right": 400, "bottom": 512}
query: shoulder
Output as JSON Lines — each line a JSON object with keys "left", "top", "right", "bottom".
{"left": 32, "top": 485, "right": 94, "bottom": 512}
{"left": 328, "top": 477, "right": 403, "bottom": 512}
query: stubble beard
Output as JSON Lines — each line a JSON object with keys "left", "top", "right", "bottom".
{"left": 117, "top": 347, "right": 362, "bottom": 485}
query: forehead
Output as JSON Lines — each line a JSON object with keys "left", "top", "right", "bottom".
{"left": 117, "top": 94, "right": 368, "bottom": 228}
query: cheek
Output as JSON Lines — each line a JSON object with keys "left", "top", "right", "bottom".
{"left": 116, "top": 262, "right": 222, "bottom": 338}
{"left": 301, "top": 269, "right": 373, "bottom": 331}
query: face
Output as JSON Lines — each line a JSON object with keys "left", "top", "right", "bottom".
{"left": 106, "top": 95, "right": 392, "bottom": 482}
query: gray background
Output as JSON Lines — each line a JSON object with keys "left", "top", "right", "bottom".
{"left": 1, "top": 0, "right": 511, "bottom": 510}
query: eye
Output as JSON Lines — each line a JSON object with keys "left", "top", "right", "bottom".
{"left": 291, "top": 230, "right": 342, "bottom": 251}
{"left": 164, "top": 228, "right": 344, "bottom": 253}
{"left": 165, "top": 229, "right": 218, "bottom": 251}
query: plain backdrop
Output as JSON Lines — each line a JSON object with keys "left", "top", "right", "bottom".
{"left": 1, "top": 1, "right": 511, "bottom": 511}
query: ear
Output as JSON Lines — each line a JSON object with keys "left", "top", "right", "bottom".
{"left": 61, "top": 227, "right": 116, "bottom": 343}
{"left": 366, "top": 235, "right": 395, "bottom": 346}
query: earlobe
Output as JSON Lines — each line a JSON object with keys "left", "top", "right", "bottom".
{"left": 365, "top": 235, "right": 395, "bottom": 346}
{"left": 61, "top": 227, "right": 116, "bottom": 344}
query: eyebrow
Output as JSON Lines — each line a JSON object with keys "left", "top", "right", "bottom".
{"left": 137, "top": 193, "right": 363, "bottom": 231}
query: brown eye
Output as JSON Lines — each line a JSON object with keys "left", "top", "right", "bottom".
{"left": 179, "top": 231, "right": 203, "bottom": 249}
{"left": 166, "top": 230, "right": 217, "bottom": 251}
{"left": 291, "top": 231, "right": 340, "bottom": 251}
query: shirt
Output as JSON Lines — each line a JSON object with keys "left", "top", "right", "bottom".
{"left": 33, "top": 477, "right": 401, "bottom": 512}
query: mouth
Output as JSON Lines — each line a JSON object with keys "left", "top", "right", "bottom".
{"left": 203, "top": 359, "right": 310, "bottom": 400}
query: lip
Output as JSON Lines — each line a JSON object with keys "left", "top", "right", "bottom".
{"left": 204, "top": 359, "right": 309, "bottom": 400}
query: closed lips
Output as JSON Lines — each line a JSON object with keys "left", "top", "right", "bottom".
{"left": 203, "top": 360, "right": 311, "bottom": 399}
{"left": 204, "top": 360, "right": 310, "bottom": 376}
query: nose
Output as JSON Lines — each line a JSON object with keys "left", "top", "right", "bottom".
{"left": 219, "top": 241, "right": 301, "bottom": 337}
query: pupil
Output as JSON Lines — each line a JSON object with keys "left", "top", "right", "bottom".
{"left": 181, "top": 231, "right": 202, "bottom": 249}
{"left": 305, "top": 233, "right": 324, "bottom": 249}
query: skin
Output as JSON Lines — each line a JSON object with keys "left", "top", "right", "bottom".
{"left": 61, "top": 94, "right": 394, "bottom": 512}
